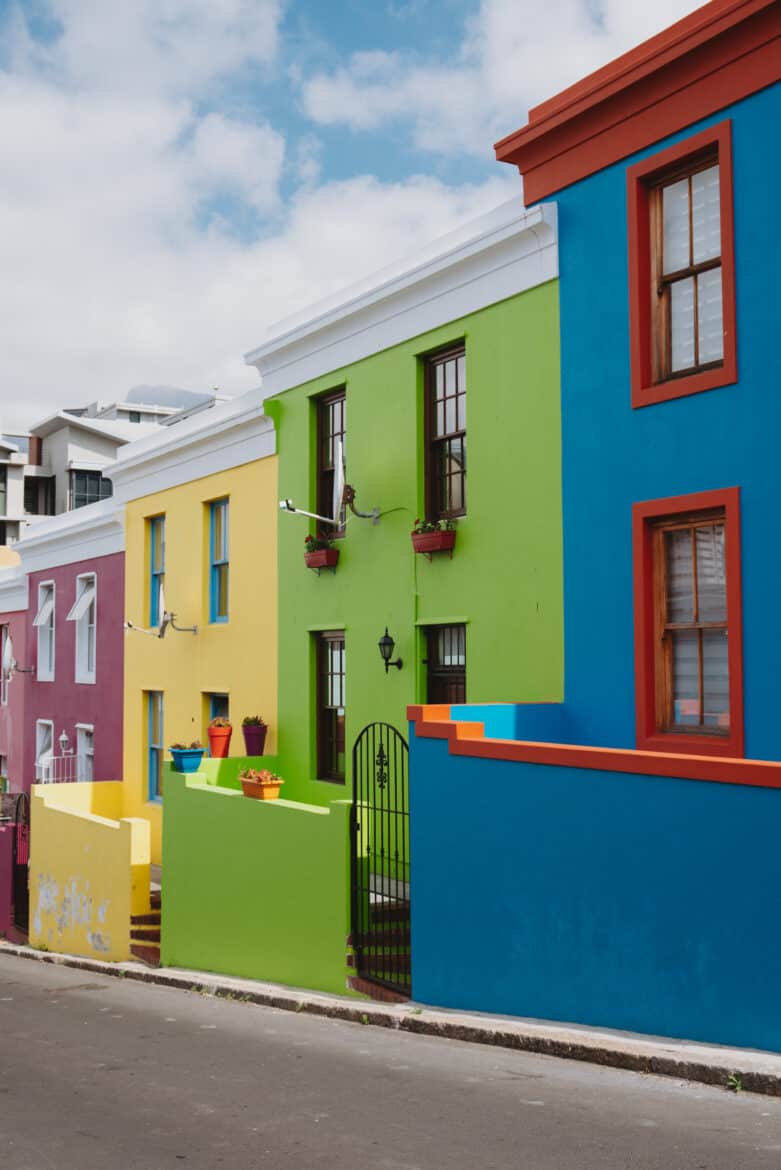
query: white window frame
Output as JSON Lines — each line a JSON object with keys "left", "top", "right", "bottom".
{"left": 35, "top": 719, "right": 54, "bottom": 783}
{"left": 0, "top": 625, "right": 8, "bottom": 706}
{"left": 34, "top": 581, "right": 55, "bottom": 682}
{"left": 68, "top": 572, "right": 97, "bottom": 685}
{"left": 76, "top": 723, "right": 94, "bottom": 782}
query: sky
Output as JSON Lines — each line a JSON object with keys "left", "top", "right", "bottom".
{"left": 0, "top": 0, "right": 706, "bottom": 428}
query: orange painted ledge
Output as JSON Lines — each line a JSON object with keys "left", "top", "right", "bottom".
{"left": 406, "top": 706, "right": 781, "bottom": 791}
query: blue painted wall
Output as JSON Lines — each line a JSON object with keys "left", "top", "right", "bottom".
{"left": 410, "top": 728, "right": 781, "bottom": 1050}
{"left": 547, "top": 84, "right": 781, "bottom": 759}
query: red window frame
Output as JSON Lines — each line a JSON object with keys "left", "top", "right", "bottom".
{"left": 632, "top": 486, "right": 744, "bottom": 758}
{"left": 627, "top": 121, "right": 737, "bottom": 409}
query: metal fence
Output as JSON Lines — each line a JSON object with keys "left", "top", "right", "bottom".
{"left": 34, "top": 754, "right": 87, "bottom": 784}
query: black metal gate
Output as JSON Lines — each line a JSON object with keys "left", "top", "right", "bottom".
{"left": 12, "top": 792, "right": 30, "bottom": 933}
{"left": 350, "top": 723, "right": 410, "bottom": 997}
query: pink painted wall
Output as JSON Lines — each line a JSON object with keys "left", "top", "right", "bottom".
{"left": 26, "top": 553, "right": 124, "bottom": 791}
{"left": 0, "top": 610, "right": 30, "bottom": 794}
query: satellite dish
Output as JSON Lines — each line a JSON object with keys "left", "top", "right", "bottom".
{"left": 2, "top": 632, "right": 15, "bottom": 677}
{"left": 332, "top": 437, "right": 345, "bottom": 527}
{"left": 157, "top": 583, "right": 170, "bottom": 639}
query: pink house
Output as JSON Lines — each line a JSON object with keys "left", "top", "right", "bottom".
{"left": 3, "top": 501, "right": 124, "bottom": 792}
{"left": 0, "top": 572, "right": 31, "bottom": 796}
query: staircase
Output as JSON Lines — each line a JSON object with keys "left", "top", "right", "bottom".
{"left": 347, "top": 897, "right": 411, "bottom": 1003}
{"left": 130, "top": 885, "right": 161, "bottom": 966}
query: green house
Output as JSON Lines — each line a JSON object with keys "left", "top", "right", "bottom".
{"left": 247, "top": 199, "right": 564, "bottom": 808}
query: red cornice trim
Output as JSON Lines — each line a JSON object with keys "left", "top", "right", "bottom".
{"left": 494, "top": 1, "right": 781, "bottom": 203}
{"left": 406, "top": 701, "right": 778, "bottom": 792}
{"left": 627, "top": 121, "right": 737, "bottom": 407}
{"left": 632, "top": 487, "right": 744, "bottom": 758}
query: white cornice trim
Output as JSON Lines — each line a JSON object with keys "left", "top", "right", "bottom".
{"left": 244, "top": 200, "right": 558, "bottom": 396}
{"left": 108, "top": 394, "right": 273, "bottom": 502}
{"left": 11, "top": 500, "right": 124, "bottom": 575}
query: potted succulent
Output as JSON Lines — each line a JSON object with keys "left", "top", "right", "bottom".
{"left": 170, "top": 740, "right": 205, "bottom": 773}
{"left": 242, "top": 715, "right": 268, "bottom": 756}
{"left": 207, "top": 716, "right": 232, "bottom": 759}
{"left": 304, "top": 533, "right": 339, "bottom": 571}
{"left": 411, "top": 518, "right": 457, "bottom": 558}
{"left": 240, "top": 767, "right": 284, "bottom": 801}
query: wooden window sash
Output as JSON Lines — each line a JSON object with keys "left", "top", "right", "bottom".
{"left": 316, "top": 390, "right": 346, "bottom": 537}
{"left": 317, "top": 630, "right": 345, "bottom": 783}
{"left": 424, "top": 345, "right": 466, "bottom": 522}
{"left": 651, "top": 509, "right": 728, "bottom": 738}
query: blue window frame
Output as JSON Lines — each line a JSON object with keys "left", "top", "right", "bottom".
{"left": 149, "top": 516, "right": 165, "bottom": 627}
{"left": 147, "top": 691, "right": 164, "bottom": 801}
{"left": 209, "top": 693, "right": 229, "bottom": 721}
{"left": 209, "top": 499, "right": 229, "bottom": 623}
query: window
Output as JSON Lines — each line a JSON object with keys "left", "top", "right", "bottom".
{"left": 149, "top": 515, "right": 165, "bottom": 627}
{"left": 76, "top": 725, "right": 94, "bottom": 782}
{"left": 146, "top": 692, "right": 164, "bottom": 800}
{"left": 67, "top": 573, "right": 97, "bottom": 684}
{"left": 0, "top": 625, "right": 8, "bottom": 706}
{"left": 24, "top": 477, "right": 38, "bottom": 515}
{"left": 425, "top": 346, "right": 466, "bottom": 520}
{"left": 633, "top": 488, "right": 743, "bottom": 757}
{"left": 627, "top": 121, "right": 736, "bottom": 407}
{"left": 208, "top": 693, "right": 229, "bottom": 721}
{"left": 34, "top": 582, "right": 55, "bottom": 681}
{"left": 317, "top": 390, "right": 346, "bottom": 534}
{"left": 426, "top": 625, "right": 467, "bottom": 704}
{"left": 70, "top": 470, "right": 113, "bottom": 510}
{"left": 317, "top": 631, "right": 345, "bottom": 782}
{"left": 129, "top": 411, "right": 141, "bottom": 423}
{"left": 0, "top": 756, "right": 7, "bottom": 793}
{"left": 0, "top": 466, "right": 6, "bottom": 516}
{"left": 35, "top": 719, "right": 54, "bottom": 783}
{"left": 209, "top": 499, "right": 229, "bottom": 622}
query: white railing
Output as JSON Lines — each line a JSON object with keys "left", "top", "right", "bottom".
{"left": 35, "top": 754, "right": 89, "bottom": 784}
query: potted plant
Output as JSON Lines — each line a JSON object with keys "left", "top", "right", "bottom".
{"left": 304, "top": 533, "right": 339, "bottom": 571}
{"left": 170, "top": 740, "right": 205, "bottom": 773}
{"left": 411, "top": 518, "right": 457, "bottom": 557}
{"left": 207, "top": 716, "right": 232, "bottom": 759}
{"left": 240, "top": 767, "right": 284, "bottom": 801}
{"left": 242, "top": 715, "right": 268, "bottom": 756}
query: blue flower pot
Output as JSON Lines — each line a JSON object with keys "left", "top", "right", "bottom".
{"left": 170, "top": 747, "right": 205, "bottom": 774}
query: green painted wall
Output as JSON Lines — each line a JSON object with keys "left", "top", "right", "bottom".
{"left": 161, "top": 767, "right": 357, "bottom": 995}
{"left": 268, "top": 280, "right": 563, "bottom": 806}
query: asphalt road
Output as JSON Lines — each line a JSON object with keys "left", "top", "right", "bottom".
{"left": 1, "top": 954, "right": 779, "bottom": 1169}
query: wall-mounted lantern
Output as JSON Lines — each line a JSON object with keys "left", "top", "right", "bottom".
{"left": 378, "top": 628, "right": 403, "bottom": 673}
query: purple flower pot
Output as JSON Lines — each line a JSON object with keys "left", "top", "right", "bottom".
{"left": 242, "top": 724, "right": 268, "bottom": 756}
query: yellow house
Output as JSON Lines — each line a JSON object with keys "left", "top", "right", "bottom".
{"left": 112, "top": 393, "right": 277, "bottom": 865}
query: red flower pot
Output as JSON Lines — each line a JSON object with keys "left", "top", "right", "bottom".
{"left": 411, "top": 529, "right": 456, "bottom": 556}
{"left": 208, "top": 726, "right": 232, "bottom": 758}
{"left": 242, "top": 724, "right": 267, "bottom": 756}
{"left": 304, "top": 548, "right": 339, "bottom": 570}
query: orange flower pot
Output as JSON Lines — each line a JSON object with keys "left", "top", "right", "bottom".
{"left": 241, "top": 776, "right": 283, "bottom": 801}
{"left": 208, "top": 726, "right": 232, "bottom": 758}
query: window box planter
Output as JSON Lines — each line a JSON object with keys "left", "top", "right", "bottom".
{"left": 170, "top": 747, "right": 205, "bottom": 774}
{"left": 240, "top": 769, "right": 284, "bottom": 801}
{"left": 305, "top": 548, "right": 339, "bottom": 571}
{"left": 411, "top": 529, "right": 456, "bottom": 558}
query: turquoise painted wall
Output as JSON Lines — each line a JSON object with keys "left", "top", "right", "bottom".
{"left": 267, "top": 281, "right": 563, "bottom": 805}
{"left": 161, "top": 767, "right": 356, "bottom": 995}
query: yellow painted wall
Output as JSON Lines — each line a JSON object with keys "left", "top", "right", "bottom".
{"left": 29, "top": 781, "right": 150, "bottom": 961}
{"left": 122, "top": 457, "right": 278, "bottom": 863}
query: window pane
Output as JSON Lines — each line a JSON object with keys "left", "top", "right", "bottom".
{"left": 691, "top": 165, "right": 720, "bottom": 265}
{"left": 444, "top": 358, "right": 456, "bottom": 397}
{"left": 445, "top": 394, "right": 457, "bottom": 434}
{"left": 672, "top": 629, "right": 700, "bottom": 725}
{"left": 665, "top": 529, "right": 694, "bottom": 623}
{"left": 670, "top": 276, "right": 696, "bottom": 372}
{"left": 662, "top": 177, "right": 690, "bottom": 274}
{"left": 695, "top": 523, "right": 726, "bottom": 622}
{"left": 457, "top": 353, "right": 465, "bottom": 394}
{"left": 702, "top": 628, "right": 729, "bottom": 728}
{"left": 697, "top": 268, "right": 724, "bottom": 365}
{"left": 213, "top": 505, "right": 224, "bottom": 560}
{"left": 216, "top": 564, "right": 228, "bottom": 617}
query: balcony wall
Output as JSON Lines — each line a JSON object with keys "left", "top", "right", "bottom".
{"left": 408, "top": 706, "right": 781, "bottom": 1052}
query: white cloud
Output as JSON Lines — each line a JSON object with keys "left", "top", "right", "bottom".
{"left": 302, "top": 0, "right": 708, "bottom": 155}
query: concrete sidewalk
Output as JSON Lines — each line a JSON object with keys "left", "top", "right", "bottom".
{"left": 2, "top": 939, "right": 779, "bottom": 1097}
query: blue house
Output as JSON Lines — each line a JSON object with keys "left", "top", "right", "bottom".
{"left": 408, "top": 0, "right": 781, "bottom": 1050}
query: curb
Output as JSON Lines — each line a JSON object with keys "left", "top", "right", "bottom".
{"left": 3, "top": 941, "right": 780, "bottom": 1097}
